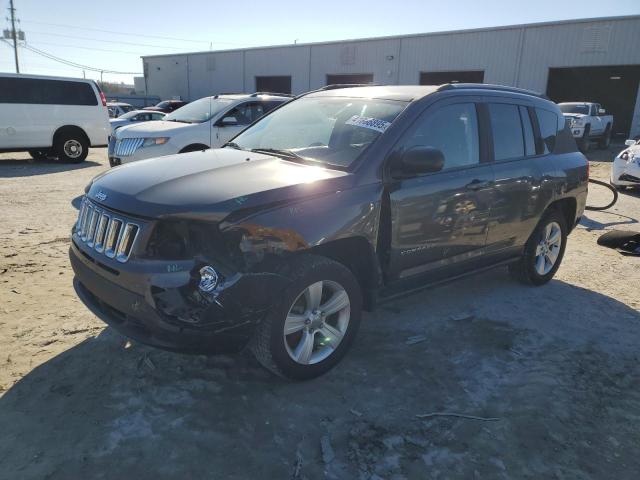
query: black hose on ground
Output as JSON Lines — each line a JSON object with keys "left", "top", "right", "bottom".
{"left": 586, "top": 178, "right": 618, "bottom": 211}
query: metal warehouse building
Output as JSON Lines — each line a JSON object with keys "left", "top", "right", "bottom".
{"left": 142, "top": 15, "right": 640, "bottom": 137}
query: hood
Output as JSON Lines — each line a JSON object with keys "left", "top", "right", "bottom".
{"left": 114, "top": 120, "right": 194, "bottom": 139}
{"left": 109, "top": 118, "right": 128, "bottom": 127}
{"left": 562, "top": 113, "right": 587, "bottom": 119}
{"left": 87, "top": 148, "right": 350, "bottom": 221}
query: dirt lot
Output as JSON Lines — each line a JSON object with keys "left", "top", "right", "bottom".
{"left": 1, "top": 145, "right": 639, "bottom": 479}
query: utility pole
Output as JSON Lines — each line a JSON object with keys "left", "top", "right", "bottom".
{"left": 8, "top": 0, "right": 19, "bottom": 73}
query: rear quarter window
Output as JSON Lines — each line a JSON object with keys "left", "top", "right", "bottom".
{"left": 0, "top": 77, "right": 98, "bottom": 106}
{"left": 535, "top": 108, "right": 560, "bottom": 154}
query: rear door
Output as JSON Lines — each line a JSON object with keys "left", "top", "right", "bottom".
{"left": 387, "top": 98, "right": 495, "bottom": 281}
{"left": 483, "top": 100, "right": 544, "bottom": 257}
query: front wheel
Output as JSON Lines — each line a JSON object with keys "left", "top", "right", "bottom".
{"left": 28, "top": 149, "right": 52, "bottom": 161}
{"left": 250, "top": 255, "right": 362, "bottom": 380}
{"left": 509, "top": 209, "right": 568, "bottom": 286}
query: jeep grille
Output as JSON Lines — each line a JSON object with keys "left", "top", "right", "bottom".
{"left": 75, "top": 198, "right": 140, "bottom": 263}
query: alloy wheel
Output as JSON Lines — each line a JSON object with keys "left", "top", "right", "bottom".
{"left": 283, "top": 280, "right": 351, "bottom": 365}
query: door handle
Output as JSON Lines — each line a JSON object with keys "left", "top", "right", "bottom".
{"left": 465, "top": 179, "right": 491, "bottom": 191}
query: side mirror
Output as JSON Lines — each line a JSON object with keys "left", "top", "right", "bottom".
{"left": 625, "top": 139, "right": 636, "bottom": 146}
{"left": 598, "top": 108, "right": 606, "bottom": 115}
{"left": 218, "top": 116, "right": 238, "bottom": 127}
{"left": 395, "top": 146, "right": 445, "bottom": 177}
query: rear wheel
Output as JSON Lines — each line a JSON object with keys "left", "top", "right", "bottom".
{"left": 250, "top": 254, "right": 362, "bottom": 380}
{"left": 509, "top": 209, "right": 567, "bottom": 286}
{"left": 598, "top": 125, "right": 612, "bottom": 149}
{"left": 54, "top": 132, "right": 89, "bottom": 163}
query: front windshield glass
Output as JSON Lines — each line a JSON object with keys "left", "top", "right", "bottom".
{"left": 164, "top": 97, "right": 233, "bottom": 123}
{"left": 230, "top": 97, "right": 407, "bottom": 168}
{"left": 121, "top": 105, "right": 135, "bottom": 113}
{"left": 559, "top": 104, "right": 589, "bottom": 115}
{"left": 119, "top": 110, "right": 140, "bottom": 120}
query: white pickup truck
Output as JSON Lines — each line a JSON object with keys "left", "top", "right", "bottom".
{"left": 558, "top": 102, "right": 613, "bottom": 152}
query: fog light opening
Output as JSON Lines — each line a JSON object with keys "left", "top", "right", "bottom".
{"left": 198, "top": 266, "right": 220, "bottom": 293}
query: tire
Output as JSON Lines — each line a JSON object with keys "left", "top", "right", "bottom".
{"left": 598, "top": 125, "right": 612, "bottom": 149}
{"left": 509, "top": 208, "right": 568, "bottom": 286}
{"left": 54, "top": 131, "right": 89, "bottom": 163}
{"left": 28, "top": 149, "right": 52, "bottom": 161}
{"left": 578, "top": 125, "right": 591, "bottom": 153}
{"left": 250, "top": 254, "right": 362, "bottom": 380}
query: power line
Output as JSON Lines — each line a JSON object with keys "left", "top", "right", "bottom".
{"left": 27, "top": 30, "right": 192, "bottom": 50}
{"left": 27, "top": 40, "right": 149, "bottom": 56}
{"left": 21, "top": 19, "right": 256, "bottom": 47}
{"left": 19, "top": 41, "right": 142, "bottom": 74}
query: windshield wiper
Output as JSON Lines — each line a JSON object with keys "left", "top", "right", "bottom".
{"left": 224, "top": 142, "right": 243, "bottom": 150}
{"left": 250, "top": 148, "right": 302, "bottom": 160}
{"left": 166, "top": 119, "right": 191, "bottom": 123}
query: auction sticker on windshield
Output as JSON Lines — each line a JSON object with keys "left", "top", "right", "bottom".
{"left": 345, "top": 115, "right": 392, "bottom": 133}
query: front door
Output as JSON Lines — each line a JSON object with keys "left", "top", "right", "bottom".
{"left": 387, "top": 100, "right": 494, "bottom": 281}
{"left": 212, "top": 102, "right": 266, "bottom": 147}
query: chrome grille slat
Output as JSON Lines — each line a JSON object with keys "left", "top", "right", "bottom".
{"left": 115, "top": 137, "right": 144, "bottom": 157}
{"left": 75, "top": 198, "right": 140, "bottom": 263}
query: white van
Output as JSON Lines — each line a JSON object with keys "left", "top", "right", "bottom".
{"left": 0, "top": 73, "right": 110, "bottom": 163}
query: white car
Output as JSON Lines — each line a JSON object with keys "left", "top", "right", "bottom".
{"left": 0, "top": 73, "right": 109, "bottom": 163}
{"left": 108, "top": 93, "right": 291, "bottom": 166}
{"left": 611, "top": 139, "right": 640, "bottom": 191}
{"left": 110, "top": 110, "right": 166, "bottom": 136}
{"left": 107, "top": 102, "right": 135, "bottom": 118}
{"left": 558, "top": 102, "right": 614, "bottom": 152}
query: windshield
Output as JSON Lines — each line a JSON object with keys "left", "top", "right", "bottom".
{"left": 119, "top": 110, "right": 141, "bottom": 120}
{"left": 230, "top": 97, "right": 407, "bottom": 168}
{"left": 164, "top": 97, "right": 233, "bottom": 123}
{"left": 559, "top": 104, "right": 589, "bottom": 115}
{"left": 120, "top": 105, "right": 135, "bottom": 113}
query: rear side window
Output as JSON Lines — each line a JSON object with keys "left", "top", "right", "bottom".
{"left": 535, "top": 108, "right": 559, "bottom": 154}
{"left": 488, "top": 103, "right": 524, "bottom": 161}
{"left": 0, "top": 77, "right": 98, "bottom": 106}
{"left": 519, "top": 106, "right": 536, "bottom": 156}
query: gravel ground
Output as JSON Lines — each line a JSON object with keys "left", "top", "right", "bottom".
{"left": 0, "top": 144, "right": 639, "bottom": 479}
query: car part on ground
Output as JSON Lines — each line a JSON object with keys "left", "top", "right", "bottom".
{"left": 597, "top": 230, "right": 640, "bottom": 256}
{"left": 71, "top": 83, "right": 588, "bottom": 379}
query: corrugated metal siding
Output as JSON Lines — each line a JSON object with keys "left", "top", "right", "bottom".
{"left": 143, "top": 16, "right": 640, "bottom": 105}
{"left": 398, "top": 28, "right": 523, "bottom": 85}
{"left": 187, "top": 51, "right": 244, "bottom": 99}
{"left": 308, "top": 39, "right": 401, "bottom": 89}
{"left": 244, "top": 46, "right": 311, "bottom": 93}
{"left": 517, "top": 17, "right": 640, "bottom": 91}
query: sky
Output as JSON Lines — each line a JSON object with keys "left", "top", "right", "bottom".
{"left": 1, "top": 0, "right": 638, "bottom": 84}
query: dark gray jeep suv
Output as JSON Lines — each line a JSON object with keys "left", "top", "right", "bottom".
{"left": 70, "top": 84, "right": 588, "bottom": 379}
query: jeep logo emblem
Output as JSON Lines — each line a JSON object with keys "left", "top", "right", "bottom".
{"left": 95, "top": 191, "right": 107, "bottom": 201}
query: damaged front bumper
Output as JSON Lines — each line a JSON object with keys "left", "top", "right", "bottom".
{"left": 611, "top": 156, "right": 640, "bottom": 187}
{"left": 69, "top": 238, "right": 288, "bottom": 354}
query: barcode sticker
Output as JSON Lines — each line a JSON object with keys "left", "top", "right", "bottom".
{"left": 345, "top": 115, "right": 391, "bottom": 133}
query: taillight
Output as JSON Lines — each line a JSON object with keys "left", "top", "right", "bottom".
{"left": 100, "top": 92, "right": 107, "bottom": 107}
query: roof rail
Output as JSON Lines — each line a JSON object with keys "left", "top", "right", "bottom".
{"left": 320, "top": 83, "right": 379, "bottom": 91}
{"left": 250, "top": 91, "right": 296, "bottom": 97}
{"left": 437, "top": 83, "right": 549, "bottom": 99}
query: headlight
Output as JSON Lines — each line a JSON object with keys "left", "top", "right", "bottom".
{"left": 142, "top": 137, "right": 169, "bottom": 147}
{"left": 620, "top": 151, "right": 630, "bottom": 161}
{"left": 571, "top": 118, "right": 585, "bottom": 127}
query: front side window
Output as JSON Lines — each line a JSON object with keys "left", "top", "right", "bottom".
{"left": 222, "top": 102, "right": 265, "bottom": 126}
{"left": 536, "top": 108, "right": 559, "bottom": 154}
{"left": 488, "top": 103, "right": 525, "bottom": 161}
{"left": 231, "top": 97, "right": 407, "bottom": 168}
{"left": 400, "top": 102, "right": 479, "bottom": 170}
{"left": 164, "top": 97, "right": 233, "bottom": 124}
